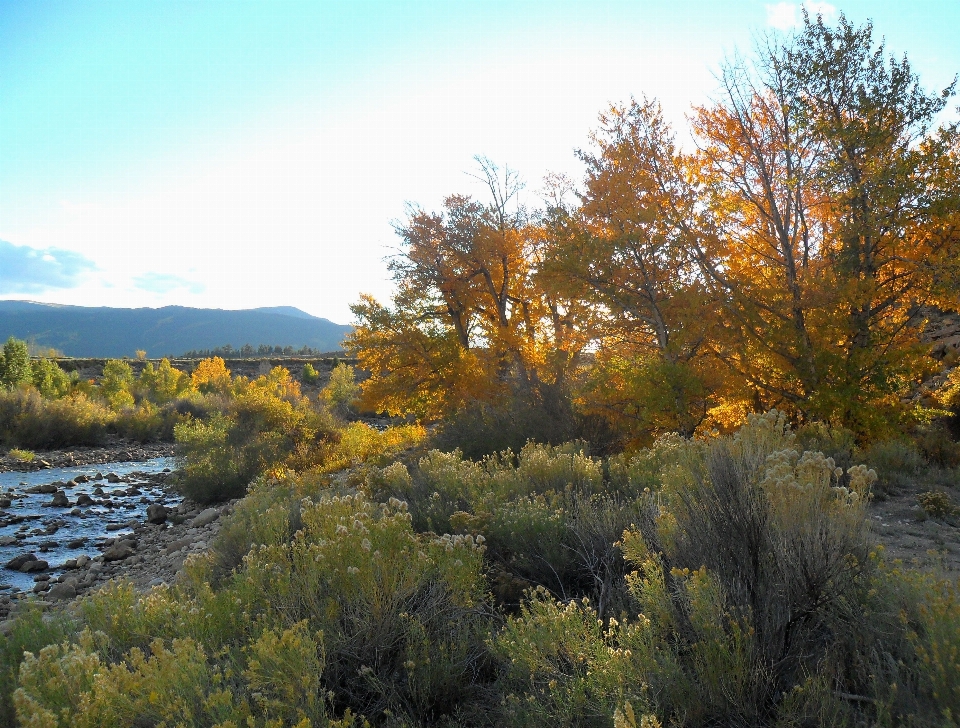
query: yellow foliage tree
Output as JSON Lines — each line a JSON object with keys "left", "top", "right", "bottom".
{"left": 190, "top": 357, "right": 232, "bottom": 395}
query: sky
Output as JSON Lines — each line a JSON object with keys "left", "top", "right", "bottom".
{"left": 1, "top": 1, "right": 958, "bottom": 324}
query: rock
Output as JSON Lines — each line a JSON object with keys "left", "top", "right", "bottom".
{"left": 66, "top": 538, "right": 86, "bottom": 549}
{"left": 75, "top": 555, "right": 89, "bottom": 568}
{"left": 106, "top": 473, "right": 121, "bottom": 483}
{"left": 47, "top": 582, "right": 77, "bottom": 600}
{"left": 50, "top": 491, "right": 70, "bottom": 507}
{"left": 65, "top": 479, "right": 78, "bottom": 488}
{"left": 33, "top": 581, "right": 50, "bottom": 593}
{"left": 105, "top": 523, "right": 127, "bottom": 532}
{"left": 5, "top": 553, "right": 37, "bottom": 570}
{"left": 162, "top": 537, "right": 195, "bottom": 555}
{"left": 146, "top": 503, "right": 168, "bottom": 524}
{"left": 76, "top": 494, "right": 94, "bottom": 506}
{"left": 192, "top": 508, "right": 220, "bottom": 528}
{"left": 33, "top": 574, "right": 50, "bottom": 582}
{"left": 19, "top": 559, "right": 48, "bottom": 573}
{"left": 74, "top": 475, "right": 89, "bottom": 483}
{"left": 0, "top": 498, "right": 11, "bottom": 509}
{"left": 93, "top": 487, "right": 104, "bottom": 495}
{"left": 102, "top": 543, "right": 135, "bottom": 562}
{"left": 63, "top": 559, "right": 78, "bottom": 569}
{"left": 0, "top": 536, "right": 17, "bottom": 546}
{"left": 70, "top": 508, "right": 82, "bottom": 516}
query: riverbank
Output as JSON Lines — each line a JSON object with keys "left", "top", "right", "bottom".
{"left": 0, "top": 491, "right": 236, "bottom": 622}
{"left": 0, "top": 439, "right": 175, "bottom": 473}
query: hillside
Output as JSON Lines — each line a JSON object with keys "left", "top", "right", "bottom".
{"left": 0, "top": 300, "right": 352, "bottom": 357}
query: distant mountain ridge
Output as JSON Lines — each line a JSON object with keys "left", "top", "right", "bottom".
{"left": 0, "top": 301, "right": 352, "bottom": 357}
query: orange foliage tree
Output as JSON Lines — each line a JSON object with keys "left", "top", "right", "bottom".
{"left": 349, "top": 14, "right": 960, "bottom": 443}
{"left": 691, "top": 13, "right": 960, "bottom": 435}
{"left": 347, "top": 158, "right": 590, "bottom": 420}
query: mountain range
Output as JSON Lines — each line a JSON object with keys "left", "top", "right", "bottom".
{"left": 0, "top": 301, "right": 352, "bottom": 357}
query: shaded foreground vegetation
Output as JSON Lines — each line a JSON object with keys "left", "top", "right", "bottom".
{"left": 4, "top": 412, "right": 960, "bottom": 726}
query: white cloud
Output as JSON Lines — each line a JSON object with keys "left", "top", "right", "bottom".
{"left": 767, "top": 1, "right": 836, "bottom": 30}
{"left": 766, "top": 2, "right": 799, "bottom": 29}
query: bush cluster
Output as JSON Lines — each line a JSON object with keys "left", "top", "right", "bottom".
{"left": 7, "top": 412, "right": 960, "bottom": 726}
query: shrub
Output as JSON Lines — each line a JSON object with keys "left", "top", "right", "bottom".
{"left": 795, "top": 421, "right": 857, "bottom": 472}
{"left": 7, "top": 448, "right": 34, "bottom": 462}
{"left": 174, "top": 413, "right": 249, "bottom": 503}
{"left": 915, "top": 423, "right": 960, "bottom": 468}
{"left": 861, "top": 437, "right": 924, "bottom": 495}
{"left": 433, "top": 386, "right": 579, "bottom": 460}
{"left": 320, "top": 362, "right": 359, "bottom": 416}
{"left": 0, "top": 606, "right": 75, "bottom": 726}
{"left": 174, "top": 367, "right": 350, "bottom": 502}
{"left": 918, "top": 490, "right": 956, "bottom": 518}
{"left": 0, "top": 388, "right": 110, "bottom": 449}
{"left": 612, "top": 411, "right": 957, "bottom": 724}
{"left": 493, "top": 588, "right": 653, "bottom": 725}
{"left": 14, "top": 490, "right": 489, "bottom": 726}
{"left": 302, "top": 362, "right": 320, "bottom": 385}
{"left": 113, "top": 401, "right": 184, "bottom": 443}
{"left": 99, "top": 359, "right": 135, "bottom": 410}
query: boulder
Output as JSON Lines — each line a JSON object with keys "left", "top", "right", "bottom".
{"left": 192, "top": 508, "right": 221, "bottom": 528}
{"left": 47, "top": 582, "right": 77, "bottom": 600}
{"left": 76, "top": 494, "right": 94, "bottom": 506}
{"left": 67, "top": 538, "right": 86, "bottom": 549}
{"left": 19, "top": 559, "right": 48, "bottom": 573}
{"left": 146, "top": 504, "right": 168, "bottom": 525}
{"left": 50, "top": 491, "right": 70, "bottom": 507}
{"left": 5, "top": 553, "right": 37, "bottom": 570}
{"left": 102, "top": 543, "right": 135, "bottom": 562}
{"left": 106, "top": 473, "right": 121, "bottom": 483}
{"left": 0, "top": 498, "right": 11, "bottom": 509}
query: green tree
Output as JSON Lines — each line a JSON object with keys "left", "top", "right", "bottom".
{"left": 138, "top": 358, "right": 193, "bottom": 404}
{"left": 0, "top": 337, "right": 31, "bottom": 389}
{"left": 31, "top": 358, "right": 73, "bottom": 399}
{"left": 100, "top": 360, "right": 135, "bottom": 410}
{"left": 320, "top": 362, "right": 360, "bottom": 415}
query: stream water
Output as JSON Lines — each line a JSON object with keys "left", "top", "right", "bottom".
{"left": 0, "top": 458, "right": 179, "bottom": 592}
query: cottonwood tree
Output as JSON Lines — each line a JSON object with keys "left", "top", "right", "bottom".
{"left": 348, "top": 158, "right": 590, "bottom": 419}
{"left": 691, "top": 12, "right": 960, "bottom": 434}
{"left": 544, "top": 99, "right": 721, "bottom": 441}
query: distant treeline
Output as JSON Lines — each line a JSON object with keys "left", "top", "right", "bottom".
{"left": 178, "top": 343, "right": 337, "bottom": 358}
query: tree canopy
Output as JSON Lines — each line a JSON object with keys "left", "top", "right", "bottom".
{"left": 348, "top": 13, "right": 960, "bottom": 443}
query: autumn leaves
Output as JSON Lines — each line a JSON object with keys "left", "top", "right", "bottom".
{"left": 348, "top": 14, "right": 960, "bottom": 443}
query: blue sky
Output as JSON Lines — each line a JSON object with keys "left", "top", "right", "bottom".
{"left": 1, "top": 1, "right": 958, "bottom": 323}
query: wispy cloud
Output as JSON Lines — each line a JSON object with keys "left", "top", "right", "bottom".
{"left": 133, "top": 272, "right": 206, "bottom": 295}
{"left": 0, "top": 240, "right": 97, "bottom": 294}
{"left": 766, "top": 2, "right": 836, "bottom": 30}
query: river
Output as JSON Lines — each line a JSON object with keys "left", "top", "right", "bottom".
{"left": 0, "top": 458, "right": 179, "bottom": 593}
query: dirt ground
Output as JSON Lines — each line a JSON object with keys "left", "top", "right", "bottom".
{"left": 868, "top": 477, "right": 960, "bottom": 575}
